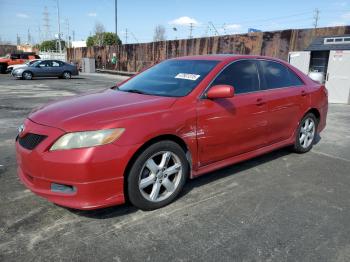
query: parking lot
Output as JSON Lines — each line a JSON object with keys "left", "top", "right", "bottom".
{"left": 0, "top": 73, "right": 350, "bottom": 262}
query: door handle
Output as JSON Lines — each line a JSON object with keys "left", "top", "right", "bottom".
{"left": 256, "top": 98, "right": 265, "bottom": 106}
{"left": 301, "top": 90, "right": 307, "bottom": 97}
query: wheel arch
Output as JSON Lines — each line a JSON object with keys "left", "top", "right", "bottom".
{"left": 122, "top": 134, "right": 192, "bottom": 200}
{"left": 305, "top": 108, "right": 321, "bottom": 123}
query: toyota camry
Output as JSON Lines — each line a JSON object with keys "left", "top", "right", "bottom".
{"left": 16, "top": 55, "right": 328, "bottom": 210}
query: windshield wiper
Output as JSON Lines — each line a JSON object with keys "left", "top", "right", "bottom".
{"left": 123, "top": 89, "right": 149, "bottom": 95}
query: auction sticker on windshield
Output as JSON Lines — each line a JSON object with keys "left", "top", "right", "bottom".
{"left": 175, "top": 73, "right": 201, "bottom": 81}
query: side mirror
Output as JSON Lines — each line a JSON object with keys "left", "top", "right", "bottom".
{"left": 206, "top": 85, "right": 235, "bottom": 99}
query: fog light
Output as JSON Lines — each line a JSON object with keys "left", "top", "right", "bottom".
{"left": 51, "top": 183, "right": 76, "bottom": 194}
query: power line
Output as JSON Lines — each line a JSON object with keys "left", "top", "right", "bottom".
{"left": 130, "top": 31, "right": 139, "bottom": 43}
{"left": 208, "top": 22, "right": 219, "bottom": 36}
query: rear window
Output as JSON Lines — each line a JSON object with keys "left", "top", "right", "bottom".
{"left": 259, "top": 60, "right": 303, "bottom": 89}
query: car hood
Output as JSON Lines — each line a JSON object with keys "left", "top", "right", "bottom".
{"left": 29, "top": 89, "right": 177, "bottom": 132}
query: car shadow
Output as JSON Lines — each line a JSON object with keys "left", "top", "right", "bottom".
{"left": 69, "top": 145, "right": 304, "bottom": 219}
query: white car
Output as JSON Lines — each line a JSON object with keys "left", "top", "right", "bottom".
{"left": 6, "top": 59, "right": 41, "bottom": 73}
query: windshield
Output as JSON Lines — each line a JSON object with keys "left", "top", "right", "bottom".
{"left": 30, "top": 61, "right": 41, "bottom": 67}
{"left": 27, "top": 60, "right": 38, "bottom": 65}
{"left": 118, "top": 59, "right": 219, "bottom": 97}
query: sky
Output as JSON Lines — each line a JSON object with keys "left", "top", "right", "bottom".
{"left": 0, "top": 0, "right": 350, "bottom": 45}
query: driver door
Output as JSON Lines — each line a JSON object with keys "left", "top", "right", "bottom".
{"left": 196, "top": 60, "right": 268, "bottom": 166}
{"left": 36, "top": 61, "right": 52, "bottom": 76}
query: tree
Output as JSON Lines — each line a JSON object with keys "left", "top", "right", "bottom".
{"left": 86, "top": 36, "right": 95, "bottom": 47}
{"left": 86, "top": 32, "right": 121, "bottom": 47}
{"left": 38, "top": 39, "right": 66, "bottom": 51}
{"left": 94, "top": 22, "right": 105, "bottom": 46}
{"left": 153, "top": 25, "right": 166, "bottom": 42}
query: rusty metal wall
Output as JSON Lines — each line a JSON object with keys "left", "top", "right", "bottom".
{"left": 67, "top": 26, "right": 350, "bottom": 72}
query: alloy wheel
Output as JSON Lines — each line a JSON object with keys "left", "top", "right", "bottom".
{"left": 23, "top": 72, "right": 32, "bottom": 80}
{"left": 138, "top": 151, "right": 183, "bottom": 203}
{"left": 299, "top": 117, "right": 315, "bottom": 149}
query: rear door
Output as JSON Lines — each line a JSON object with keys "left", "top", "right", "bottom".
{"left": 197, "top": 59, "right": 268, "bottom": 166}
{"left": 50, "top": 60, "right": 64, "bottom": 76}
{"left": 258, "top": 60, "right": 309, "bottom": 144}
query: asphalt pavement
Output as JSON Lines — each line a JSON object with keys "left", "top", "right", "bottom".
{"left": 0, "top": 73, "right": 349, "bottom": 262}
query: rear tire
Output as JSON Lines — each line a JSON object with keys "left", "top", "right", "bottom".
{"left": 22, "top": 71, "right": 33, "bottom": 80}
{"left": 62, "top": 71, "right": 71, "bottom": 79}
{"left": 127, "top": 141, "right": 189, "bottom": 210}
{"left": 293, "top": 113, "right": 318, "bottom": 153}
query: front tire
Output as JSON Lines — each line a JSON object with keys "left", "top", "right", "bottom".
{"left": 293, "top": 113, "right": 318, "bottom": 153}
{"left": 127, "top": 141, "right": 189, "bottom": 210}
{"left": 22, "top": 71, "right": 33, "bottom": 80}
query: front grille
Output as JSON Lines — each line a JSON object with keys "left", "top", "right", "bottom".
{"left": 18, "top": 133, "right": 47, "bottom": 150}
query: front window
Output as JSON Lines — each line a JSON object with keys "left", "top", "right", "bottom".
{"left": 118, "top": 60, "right": 219, "bottom": 97}
{"left": 210, "top": 60, "right": 260, "bottom": 94}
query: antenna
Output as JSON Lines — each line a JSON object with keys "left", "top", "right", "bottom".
{"left": 125, "top": 28, "right": 128, "bottom": 44}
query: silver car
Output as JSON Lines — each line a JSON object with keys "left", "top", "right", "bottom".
{"left": 12, "top": 60, "right": 79, "bottom": 80}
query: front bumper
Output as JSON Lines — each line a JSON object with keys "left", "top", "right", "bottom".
{"left": 11, "top": 70, "right": 23, "bottom": 78}
{"left": 16, "top": 119, "right": 140, "bottom": 210}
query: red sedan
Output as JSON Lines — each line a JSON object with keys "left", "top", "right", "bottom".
{"left": 16, "top": 55, "right": 328, "bottom": 210}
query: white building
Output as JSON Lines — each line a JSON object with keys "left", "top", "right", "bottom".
{"left": 289, "top": 35, "right": 350, "bottom": 104}
{"left": 71, "top": 41, "right": 87, "bottom": 48}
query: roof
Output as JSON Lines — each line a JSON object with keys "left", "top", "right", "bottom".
{"left": 172, "top": 54, "right": 285, "bottom": 63}
{"left": 173, "top": 54, "right": 238, "bottom": 61}
{"left": 305, "top": 35, "right": 350, "bottom": 51}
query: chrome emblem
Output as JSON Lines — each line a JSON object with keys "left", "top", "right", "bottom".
{"left": 18, "top": 124, "right": 25, "bottom": 134}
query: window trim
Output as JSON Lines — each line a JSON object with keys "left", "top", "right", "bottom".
{"left": 200, "top": 58, "right": 262, "bottom": 99}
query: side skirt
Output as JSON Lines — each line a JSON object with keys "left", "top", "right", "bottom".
{"left": 191, "top": 138, "right": 294, "bottom": 178}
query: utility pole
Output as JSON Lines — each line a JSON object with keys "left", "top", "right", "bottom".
{"left": 16, "top": 34, "right": 21, "bottom": 45}
{"left": 56, "top": 0, "right": 62, "bottom": 53}
{"left": 115, "top": 0, "right": 118, "bottom": 43}
{"left": 72, "top": 30, "right": 75, "bottom": 41}
{"left": 125, "top": 28, "right": 128, "bottom": 44}
{"left": 222, "top": 23, "right": 227, "bottom": 35}
{"left": 313, "top": 8, "right": 320, "bottom": 29}
{"left": 65, "top": 18, "right": 70, "bottom": 48}
{"left": 27, "top": 28, "right": 31, "bottom": 44}
{"left": 189, "top": 23, "right": 194, "bottom": 39}
{"left": 43, "top": 6, "right": 50, "bottom": 40}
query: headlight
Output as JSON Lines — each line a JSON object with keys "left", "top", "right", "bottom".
{"left": 13, "top": 69, "right": 23, "bottom": 74}
{"left": 50, "top": 128, "right": 125, "bottom": 151}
